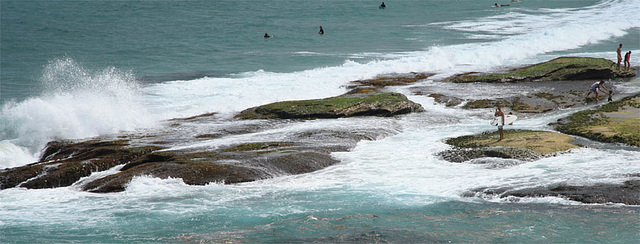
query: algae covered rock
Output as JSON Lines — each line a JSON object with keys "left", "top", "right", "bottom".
{"left": 439, "top": 129, "right": 580, "bottom": 162}
{"left": 554, "top": 93, "right": 640, "bottom": 147}
{"left": 235, "top": 92, "right": 424, "bottom": 119}
{"left": 447, "top": 57, "right": 634, "bottom": 83}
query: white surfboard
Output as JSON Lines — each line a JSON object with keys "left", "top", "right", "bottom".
{"left": 491, "top": 114, "right": 517, "bottom": 126}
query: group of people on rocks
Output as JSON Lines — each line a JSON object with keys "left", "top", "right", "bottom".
{"left": 589, "top": 43, "right": 635, "bottom": 103}
{"left": 495, "top": 43, "right": 633, "bottom": 141}
{"left": 614, "top": 43, "right": 632, "bottom": 71}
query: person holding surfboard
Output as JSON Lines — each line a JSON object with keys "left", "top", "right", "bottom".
{"left": 491, "top": 104, "right": 517, "bottom": 142}
{"left": 494, "top": 104, "right": 506, "bottom": 142}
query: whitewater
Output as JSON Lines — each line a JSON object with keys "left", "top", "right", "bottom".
{"left": 1, "top": 0, "right": 640, "bottom": 242}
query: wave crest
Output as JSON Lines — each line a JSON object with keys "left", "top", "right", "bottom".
{"left": 1, "top": 58, "right": 156, "bottom": 167}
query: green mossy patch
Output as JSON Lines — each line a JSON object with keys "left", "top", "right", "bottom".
{"left": 447, "top": 57, "right": 634, "bottom": 83}
{"left": 555, "top": 93, "right": 640, "bottom": 146}
{"left": 235, "top": 92, "right": 424, "bottom": 119}
{"left": 446, "top": 129, "right": 579, "bottom": 155}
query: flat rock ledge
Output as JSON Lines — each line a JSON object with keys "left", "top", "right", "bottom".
{"left": 235, "top": 92, "right": 424, "bottom": 120}
{"left": 445, "top": 57, "right": 634, "bottom": 83}
{"left": 439, "top": 130, "right": 580, "bottom": 163}
{"left": 553, "top": 93, "right": 640, "bottom": 147}
{"left": 465, "top": 179, "right": 640, "bottom": 205}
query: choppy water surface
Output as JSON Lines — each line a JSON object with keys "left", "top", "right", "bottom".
{"left": 1, "top": 0, "right": 639, "bottom": 242}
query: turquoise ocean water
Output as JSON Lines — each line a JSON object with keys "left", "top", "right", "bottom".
{"left": 1, "top": 0, "right": 640, "bottom": 242}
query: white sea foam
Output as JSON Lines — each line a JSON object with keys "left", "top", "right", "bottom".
{"left": 0, "top": 58, "right": 158, "bottom": 166}
{"left": 0, "top": 141, "right": 36, "bottom": 169}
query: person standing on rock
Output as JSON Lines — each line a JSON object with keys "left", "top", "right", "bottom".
{"left": 624, "top": 51, "right": 632, "bottom": 71}
{"left": 494, "top": 104, "right": 506, "bottom": 142}
{"left": 612, "top": 43, "right": 623, "bottom": 70}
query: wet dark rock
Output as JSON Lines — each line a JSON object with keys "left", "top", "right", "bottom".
{"left": 0, "top": 114, "right": 392, "bottom": 193}
{"left": 467, "top": 180, "right": 640, "bottom": 205}
{"left": 428, "top": 93, "right": 464, "bottom": 107}
{"left": 456, "top": 91, "right": 587, "bottom": 113}
{"left": 0, "top": 140, "right": 159, "bottom": 190}
{"left": 345, "top": 72, "right": 433, "bottom": 94}
{"left": 438, "top": 147, "right": 541, "bottom": 163}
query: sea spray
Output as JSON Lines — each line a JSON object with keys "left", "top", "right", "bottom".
{"left": 1, "top": 0, "right": 639, "bottom": 242}
{"left": 0, "top": 58, "right": 156, "bottom": 168}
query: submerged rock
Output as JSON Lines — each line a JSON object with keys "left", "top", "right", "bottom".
{"left": 235, "top": 92, "right": 424, "bottom": 120}
{"left": 467, "top": 180, "right": 640, "bottom": 205}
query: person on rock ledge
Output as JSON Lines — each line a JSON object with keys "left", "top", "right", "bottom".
{"left": 494, "top": 104, "right": 506, "bottom": 142}
{"left": 624, "top": 51, "right": 632, "bottom": 71}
